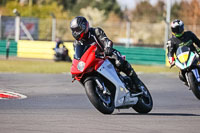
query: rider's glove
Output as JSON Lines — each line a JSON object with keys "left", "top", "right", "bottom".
{"left": 197, "top": 48, "right": 200, "bottom": 54}
{"left": 169, "top": 57, "right": 175, "bottom": 65}
{"left": 104, "top": 47, "right": 113, "bottom": 56}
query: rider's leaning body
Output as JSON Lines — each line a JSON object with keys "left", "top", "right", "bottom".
{"left": 167, "top": 19, "right": 200, "bottom": 64}
{"left": 70, "top": 16, "right": 144, "bottom": 92}
{"left": 167, "top": 19, "right": 200, "bottom": 84}
{"left": 72, "top": 27, "right": 112, "bottom": 54}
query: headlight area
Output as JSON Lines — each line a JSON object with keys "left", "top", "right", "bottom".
{"left": 77, "top": 61, "right": 85, "bottom": 72}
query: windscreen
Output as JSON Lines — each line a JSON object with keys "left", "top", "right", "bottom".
{"left": 176, "top": 46, "right": 190, "bottom": 56}
{"left": 74, "top": 44, "right": 90, "bottom": 60}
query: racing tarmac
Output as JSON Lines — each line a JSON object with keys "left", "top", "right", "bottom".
{"left": 0, "top": 73, "right": 200, "bottom": 133}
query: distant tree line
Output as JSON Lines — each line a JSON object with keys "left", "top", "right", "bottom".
{"left": 0, "top": 0, "right": 121, "bottom": 18}
{"left": 131, "top": 0, "right": 200, "bottom": 25}
{"left": 0, "top": 0, "right": 199, "bottom": 25}
{"left": 171, "top": 0, "right": 200, "bottom": 25}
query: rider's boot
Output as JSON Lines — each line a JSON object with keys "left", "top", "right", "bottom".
{"left": 121, "top": 61, "right": 144, "bottom": 93}
{"left": 129, "top": 70, "right": 144, "bottom": 92}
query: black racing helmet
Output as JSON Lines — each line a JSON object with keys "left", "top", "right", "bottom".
{"left": 70, "top": 16, "right": 89, "bottom": 40}
{"left": 171, "top": 19, "right": 184, "bottom": 37}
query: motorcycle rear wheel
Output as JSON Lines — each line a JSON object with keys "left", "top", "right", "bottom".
{"left": 188, "top": 72, "right": 200, "bottom": 100}
{"left": 132, "top": 81, "right": 153, "bottom": 114}
{"left": 84, "top": 79, "right": 114, "bottom": 114}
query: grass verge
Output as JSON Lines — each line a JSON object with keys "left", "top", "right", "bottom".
{"left": 0, "top": 58, "right": 71, "bottom": 73}
{"left": 0, "top": 58, "right": 179, "bottom": 74}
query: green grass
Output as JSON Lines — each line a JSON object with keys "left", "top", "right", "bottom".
{"left": 133, "top": 64, "right": 179, "bottom": 74}
{"left": 0, "top": 58, "right": 179, "bottom": 74}
{"left": 0, "top": 58, "right": 71, "bottom": 73}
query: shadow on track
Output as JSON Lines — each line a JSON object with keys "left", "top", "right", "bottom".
{"left": 114, "top": 113, "right": 200, "bottom": 116}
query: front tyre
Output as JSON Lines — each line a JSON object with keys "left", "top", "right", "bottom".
{"left": 132, "top": 81, "right": 153, "bottom": 114}
{"left": 188, "top": 72, "right": 200, "bottom": 100}
{"left": 84, "top": 79, "right": 114, "bottom": 114}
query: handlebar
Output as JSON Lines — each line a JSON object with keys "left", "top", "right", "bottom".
{"left": 95, "top": 52, "right": 106, "bottom": 59}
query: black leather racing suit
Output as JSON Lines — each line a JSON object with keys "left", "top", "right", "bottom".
{"left": 73, "top": 27, "right": 141, "bottom": 89}
{"left": 167, "top": 31, "right": 200, "bottom": 82}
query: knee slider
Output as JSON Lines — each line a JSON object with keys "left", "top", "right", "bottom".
{"left": 115, "top": 60, "right": 122, "bottom": 68}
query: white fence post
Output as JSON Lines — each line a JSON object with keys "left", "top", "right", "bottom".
{"left": 51, "top": 13, "right": 56, "bottom": 41}
{"left": 126, "top": 20, "right": 131, "bottom": 48}
{"left": 15, "top": 16, "right": 20, "bottom": 42}
{"left": 164, "top": 0, "right": 171, "bottom": 49}
{"left": 13, "top": 9, "right": 20, "bottom": 42}
{"left": 0, "top": 15, "right": 1, "bottom": 39}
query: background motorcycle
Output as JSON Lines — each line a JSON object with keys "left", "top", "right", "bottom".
{"left": 71, "top": 43, "right": 153, "bottom": 114}
{"left": 53, "top": 46, "right": 71, "bottom": 62}
{"left": 171, "top": 46, "right": 200, "bottom": 100}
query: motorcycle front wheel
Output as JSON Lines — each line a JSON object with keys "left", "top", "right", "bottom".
{"left": 84, "top": 79, "right": 114, "bottom": 114}
{"left": 188, "top": 72, "right": 200, "bottom": 100}
{"left": 132, "top": 81, "right": 153, "bottom": 114}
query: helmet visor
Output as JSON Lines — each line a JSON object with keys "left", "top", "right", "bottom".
{"left": 172, "top": 26, "right": 180, "bottom": 34}
{"left": 172, "top": 26, "right": 184, "bottom": 37}
{"left": 72, "top": 23, "right": 86, "bottom": 32}
{"left": 72, "top": 24, "right": 86, "bottom": 40}
{"left": 71, "top": 26, "right": 83, "bottom": 33}
{"left": 171, "top": 24, "right": 184, "bottom": 34}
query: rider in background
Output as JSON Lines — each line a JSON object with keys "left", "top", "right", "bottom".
{"left": 55, "top": 38, "right": 64, "bottom": 52}
{"left": 53, "top": 38, "right": 71, "bottom": 61}
{"left": 70, "top": 16, "right": 144, "bottom": 92}
{"left": 167, "top": 19, "right": 200, "bottom": 83}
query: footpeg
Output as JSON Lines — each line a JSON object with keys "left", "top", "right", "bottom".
{"left": 130, "top": 92, "right": 143, "bottom": 97}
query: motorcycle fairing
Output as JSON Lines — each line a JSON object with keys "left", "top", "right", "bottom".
{"left": 177, "top": 52, "right": 189, "bottom": 63}
{"left": 97, "top": 59, "right": 138, "bottom": 108}
{"left": 187, "top": 52, "right": 196, "bottom": 67}
{"left": 192, "top": 68, "right": 200, "bottom": 82}
{"left": 71, "top": 44, "right": 104, "bottom": 80}
{"left": 175, "top": 46, "right": 200, "bottom": 83}
{"left": 175, "top": 51, "right": 195, "bottom": 70}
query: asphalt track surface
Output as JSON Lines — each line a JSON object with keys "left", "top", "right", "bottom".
{"left": 0, "top": 73, "right": 200, "bottom": 133}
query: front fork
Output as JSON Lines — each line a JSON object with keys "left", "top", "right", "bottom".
{"left": 185, "top": 73, "right": 190, "bottom": 88}
{"left": 95, "top": 78, "right": 111, "bottom": 95}
{"left": 191, "top": 69, "right": 200, "bottom": 82}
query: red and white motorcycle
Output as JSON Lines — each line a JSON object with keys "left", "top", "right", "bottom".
{"left": 71, "top": 43, "right": 153, "bottom": 114}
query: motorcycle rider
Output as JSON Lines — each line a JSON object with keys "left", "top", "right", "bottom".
{"left": 54, "top": 38, "right": 64, "bottom": 52}
{"left": 167, "top": 19, "right": 200, "bottom": 84}
{"left": 55, "top": 38, "right": 64, "bottom": 49}
{"left": 53, "top": 38, "right": 71, "bottom": 61}
{"left": 70, "top": 16, "right": 144, "bottom": 92}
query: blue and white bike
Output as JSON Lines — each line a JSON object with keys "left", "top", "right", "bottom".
{"left": 171, "top": 46, "right": 200, "bottom": 100}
